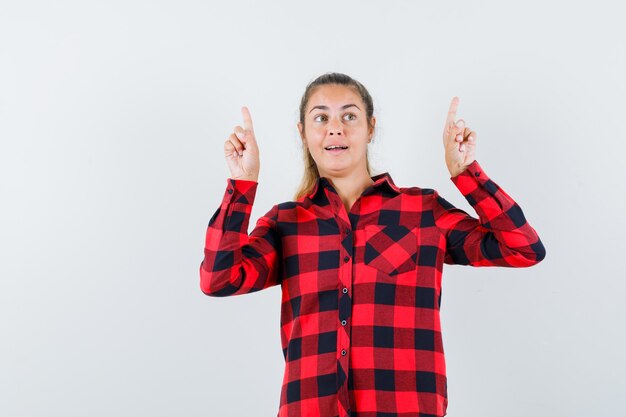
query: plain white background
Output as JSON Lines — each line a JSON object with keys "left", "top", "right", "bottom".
{"left": 1, "top": 1, "right": 625, "bottom": 416}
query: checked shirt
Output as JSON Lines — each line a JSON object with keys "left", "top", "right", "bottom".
{"left": 199, "top": 159, "right": 546, "bottom": 417}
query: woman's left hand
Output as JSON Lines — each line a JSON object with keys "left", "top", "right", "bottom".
{"left": 442, "top": 96, "right": 477, "bottom": 177}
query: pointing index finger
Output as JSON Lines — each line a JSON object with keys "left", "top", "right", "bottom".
{"left": 445, "top": 96, "right": 460, "bottom": 130}
{"left": 241, "top": 106, "right": 254, "bottom": 133}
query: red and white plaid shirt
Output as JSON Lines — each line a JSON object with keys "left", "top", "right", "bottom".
{"left": 200, "top": 159, "right": 546, "bottom": 417}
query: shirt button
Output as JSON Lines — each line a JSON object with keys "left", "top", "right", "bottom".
{"left": 342, "top": 287, "right": 348, "bottom": 294}
{"left": 343, "top": 256, "right": 350, "bottom": 262}
{"left": 341, "top": 349, "right": 346, "bottom": 356}
{"left": 341, "top": 320, "right": 347, "bottom": 326}
{"left": 475, "top": 171, "right": 481, "bottom": 177}
{"left": 227, "top": 189, "right": 233, "bottom": 194}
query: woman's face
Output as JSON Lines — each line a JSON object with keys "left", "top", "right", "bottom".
{"left": 298, "top": 84, "right": 375, "bottom": 179}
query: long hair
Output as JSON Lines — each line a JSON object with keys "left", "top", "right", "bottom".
{"left": 294, "top": 72, "right": 377, "bottom": 201}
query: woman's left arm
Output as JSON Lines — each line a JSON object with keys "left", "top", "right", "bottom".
{"left": 433, "top": 97, "right": 546, "bottom": 266}
{"left": 432, "top": 160, "right": 546, "bottom": 266}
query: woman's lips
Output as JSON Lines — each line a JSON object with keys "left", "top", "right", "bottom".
{"left": 325, "top": 147, "right": 348, "bottom": 154}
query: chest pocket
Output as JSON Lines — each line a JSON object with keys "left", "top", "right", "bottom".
{"left": 364, "top": 224, "right": 418, "bottom": 276}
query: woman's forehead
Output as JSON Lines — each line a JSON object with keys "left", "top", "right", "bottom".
{"left": 308, "top": 85, "right": 362, "bottom": 110}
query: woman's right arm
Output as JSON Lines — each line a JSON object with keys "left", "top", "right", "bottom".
{"left": 199, "top": 105, "right": 282, "bottom": 296}
{"left": 199, "top": 178, "right": 282, "bottom": 296}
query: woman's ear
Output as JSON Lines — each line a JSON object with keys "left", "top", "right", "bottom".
{"left": 369, "top": 116, "right": 376, "bottom": 138}
{"left": 297, "top": 122, "right": 306, "bottom": 144}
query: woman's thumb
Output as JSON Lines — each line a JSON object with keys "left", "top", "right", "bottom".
{"left": 235, "top": 130, "right": 246, "bottom": 141}
{"left": 240, "top": 131, "right": 256, "bottom": 150}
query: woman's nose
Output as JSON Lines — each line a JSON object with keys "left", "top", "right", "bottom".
{"left": 328, "top": 117, "right": 343, "bottom": 135}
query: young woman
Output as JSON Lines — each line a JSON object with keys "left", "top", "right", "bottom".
{"left": 200, "top": 72, "right": 546, "bottom": 417}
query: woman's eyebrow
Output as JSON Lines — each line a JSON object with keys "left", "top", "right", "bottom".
{"left": 309, "top": 104, "right": 361, "bottom": 114}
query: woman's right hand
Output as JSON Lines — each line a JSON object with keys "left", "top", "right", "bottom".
{"left": 224, "top": 106, "right": 260, "bottom": 182}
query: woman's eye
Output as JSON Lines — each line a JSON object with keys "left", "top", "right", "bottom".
{"left": 313, "top": 113, "right": 356, "bottom": 122}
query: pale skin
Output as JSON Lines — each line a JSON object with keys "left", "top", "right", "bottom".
{"left": 223, "top": 86, "right": 477, "bottom": 212}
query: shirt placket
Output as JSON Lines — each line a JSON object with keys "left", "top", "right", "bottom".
{"left": 327, "top": 191, "right": 354, "bottom": 417}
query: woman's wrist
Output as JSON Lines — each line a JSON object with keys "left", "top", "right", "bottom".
{"left": 448, "top": 167, "right": 467, "bottom": 178}
{"left": 231, "top": 175, "right": 258, "bottom": 182}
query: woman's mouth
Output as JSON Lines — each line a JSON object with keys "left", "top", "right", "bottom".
{"left": 325, "top": 145, "right": 348, "bottom": 154}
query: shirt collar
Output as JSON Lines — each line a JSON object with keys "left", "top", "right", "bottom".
{"left": 306, "top": 171, "right": 401, "bottom": 200}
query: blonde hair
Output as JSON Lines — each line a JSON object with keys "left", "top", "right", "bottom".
{"left": 294, "top": 72, "right": 377, "bottom": 201}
